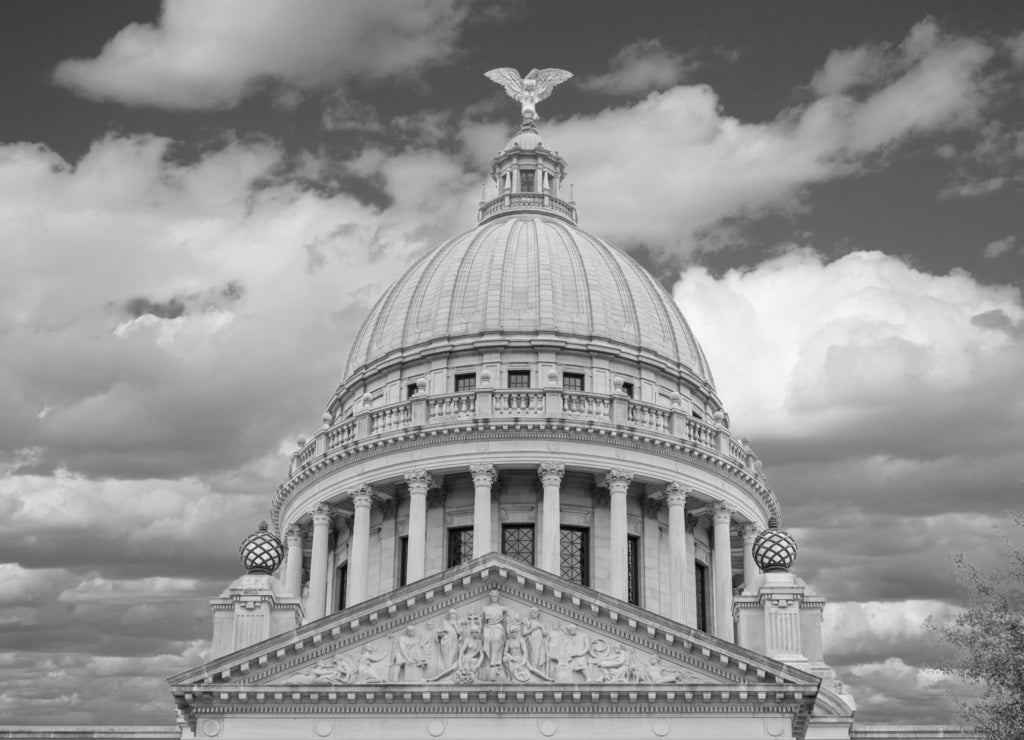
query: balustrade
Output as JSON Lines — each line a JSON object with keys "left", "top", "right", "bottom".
{"left": 295, "top": 388, "right": 765, "bottom": 487}
{"left": 494, "top": 391, "right": 544, "bottom": 415}
{"left": 562, "top": 392, "right": 610, "bottom": 420}
{"left": 429, "top": 392, "right": 477, "bottom": 421}
{"left": 477, "top": 192, "right": 578, "bottom": 224}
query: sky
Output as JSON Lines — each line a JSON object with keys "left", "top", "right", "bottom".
{"left": 0, "top": 0, "right": 1023, "bottom": 727}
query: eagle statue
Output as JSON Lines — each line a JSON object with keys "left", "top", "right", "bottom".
{"left": 484, "top": 67, "right": 573, "bottom": 122}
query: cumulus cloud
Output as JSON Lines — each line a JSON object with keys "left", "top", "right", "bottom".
{"left": 531, "top": 18, "right": 997, "bottom": 254}
{"left": 983, "top": 235, "right": 1016, "bottom": 258}
{"left": 582, "top": 39, "right": 694, "bottom": 95}
{"left": 0, "top": 134, "right": 479, "bottom": 480}
{"left": 53, "top": 0, "right": 467, "bottom": 109}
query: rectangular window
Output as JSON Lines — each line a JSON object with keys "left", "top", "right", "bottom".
{"left": 407, "top": 382, "right": 418, "bottom": 399}
{"left": 507, "top": 370, "right": 531, "bottom": 389}
{"left": 621, "top": 381, "right": 635, "bottom": 398}
{"left": 627, "top": 535, "right": 640, "bottom": 605}
{"left": 502, "top": 525, "right": 535, "bottom": 565}
{"left": 455, "top": 373, "right": 476, "bottom": 392}
{"left": 447, "top": 527, "right": 474, "bottom": 568}
{"left": 398, "top": 536, "right": 409, "bottom": 587}
{"left": 562, "top": 373, "right": 585, "bottom": 393}
{"left": 519, "top": 169, "right": 535, "bottom": 192}
{"left": 560, "top": 527, "right": 589, "bottom": 586}
{"left": 695, "top": 561, "right": 709, "bottom": 632}
{"left": 337, "top": 563, "right": 348, "bottom": 611}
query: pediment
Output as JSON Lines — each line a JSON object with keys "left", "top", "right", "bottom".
{"left": 170, "top": 554, "right": 818, "bottom": 693}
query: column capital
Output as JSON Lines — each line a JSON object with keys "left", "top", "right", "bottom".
{"left": 711, "top": 501, "right": 735, "bottom": 525}
{"left": 538, "top": 462, "right": 565, "bottom": 486}
{"left": 310, "top": 503, "right": 334, "bottom": 528}
{"left": 603, "top": 468, "right": 634, "bottom": 491}
{"left": 352, "top": 486, "right": 374, "bottom": 509}
{"left": 404, "top": 469, "right": 434, "bottom": 494}
{"left": 284, "top": 523, "right": 306, "bottom": 546}
{"left": 665, "top": 483, "right": 688, "bottom": 507}
{"left": 469, "top": 463, "right": 497, "bottom": 486}
{"left": 741, "top": 522, "right": 761, "bottom": 541}
{"left": 641, "top": 495, "right": 663, "bottom": 518}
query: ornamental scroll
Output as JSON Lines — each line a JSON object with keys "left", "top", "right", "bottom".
{"left": 274, "top": 591, "right": 702, "bottom": 686}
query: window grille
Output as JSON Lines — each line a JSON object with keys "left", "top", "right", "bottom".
{"left": 562, "top": 373, "right": 585, "bottom": 392}
{"left": 627, "top": 535, "right": 640, "bottom": 605}
{"left": 507, "top": 370, "right": 531, "bottom": 389}
{"left": 559, "top": 527, "right": 589, "bottom": 586}
{"left": 502, "top": 525, "right": 535, "bottom": 565}
{"left": 455, "top": 373, "right": 476, "bottom": 392}
{"left": 447, "top": 527, "right": 474, "bottom": 567}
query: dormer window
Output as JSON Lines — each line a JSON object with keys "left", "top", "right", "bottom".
{"left": 519, "top": 169, "right": 535, "bottom": 193}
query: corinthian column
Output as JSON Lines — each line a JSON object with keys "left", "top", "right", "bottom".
{"left": 308, "top": 505, "right": 333, "bottom": 620}
{"left": 712, "top": 502, "right": 735, "bottom": 641}
{"left": 347, "top": 486, "right": 374, "bottom": 607}
{"left": 470, "top": 464, "right": 497, "bottom": 559}
{"left": 284, "top": 524, "right": 305, "bottom": 598}
{"left": 538, "top": 462, "right": 565, "bottom": 574}
{"left": 604, "top": 469, "right": 633, "bottom": 601}
{"left": 665, "top": 484, "right": 688, "bottom": 622}
{"left": 741, "top": 522, "right": 760, "bottom": 592}
{"left": 404, "top": 470, "right": 432, "bottom": 583}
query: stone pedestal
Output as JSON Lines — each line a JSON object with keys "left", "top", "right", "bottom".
{"left": 209, "top": 574, "right": 303, "bottom": 659}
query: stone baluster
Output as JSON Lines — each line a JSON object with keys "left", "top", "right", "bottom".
{"left": 307, "top": 505, "right": 333, "bottom": 621}
{"left": 470, "top": 464, "right": 497, "bottom": 559}
{"left": 347, "top": 486, "right": 374, "bottom": 607}
{"left": 538, "top": 462, "right": 566, "bottom": 574}
{"left": 604, "top": 469, "right": 634, "bottom": 601}
{"left": 665, "top": 483, "right": 688, "bottom": 623}
{"left": 404, "top": 471, "right": 433, "bottom": 584}
{"left": 284, "top": 524, "right": 305, "bottom": 599}
{"left": 741, "top": 522, "right": 760, "bottom": 592}
{"left": 712, "top": 502, "right": 735, "bottom": 641}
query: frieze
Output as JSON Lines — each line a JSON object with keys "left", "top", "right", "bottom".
{"left": 271, "top": 591, "right": 702, "bottom": 687}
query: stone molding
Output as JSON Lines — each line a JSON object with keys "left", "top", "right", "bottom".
{"left": 271, "top": 426, "right": 779, "bottom": 532}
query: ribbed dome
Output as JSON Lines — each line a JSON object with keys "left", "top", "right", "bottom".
{"left": 343, "top": 213, "right": 715, "bottom": 385}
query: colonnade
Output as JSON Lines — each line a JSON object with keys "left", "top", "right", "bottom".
{"left": 283, "top": 463, "right": 762, "bottom": 641}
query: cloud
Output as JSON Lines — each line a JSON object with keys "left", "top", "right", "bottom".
{"left": 53, "top": 0, "right": 467, "bottom": 109}
{"left": 582, "top": 39, "right": 694, "bottom": 95}
{"left": 0, "top": 134, "right": 478, "bottom": 480}
{"left": 528, "top": 18, "right": 997, "bottom": 254}
{"left": 983, "top": 235, "right": 1016, "bottom": 258}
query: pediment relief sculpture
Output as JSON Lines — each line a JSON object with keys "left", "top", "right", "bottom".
{"left": 273, "top": 590, "right": 702, "bottom": 686}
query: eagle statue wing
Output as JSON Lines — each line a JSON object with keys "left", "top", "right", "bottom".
{"left": 484, "top": 68, "right": 525, "bottom": 101}
{"left": 532, "top": 68, "right": 574, "bottom": 102}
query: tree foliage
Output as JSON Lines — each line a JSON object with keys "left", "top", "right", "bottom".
{"left": 930, "top": 512, "right": 1024, "bottom": 739}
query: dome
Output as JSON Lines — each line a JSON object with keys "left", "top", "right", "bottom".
{"left": 239, "top": 521, "right": 284, "bottom": 575}
{"left": 752, "top": 518, "right": 798, "bottom": 573}
{"left": 503, "top": 128, "right": 548, "bottom": 151}
{"left": 342, "top": 213, "right": 715, "bottom": 385}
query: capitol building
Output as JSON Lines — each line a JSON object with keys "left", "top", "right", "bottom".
{"left": 2, "top": 71, "right": 974, "bottom": 740}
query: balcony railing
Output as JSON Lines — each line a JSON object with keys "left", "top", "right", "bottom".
{"left": 290, "top": 388, "right": 766, "bottom": 488}
{"left": 478, "top": 192, "right": 578, "bottom": 224}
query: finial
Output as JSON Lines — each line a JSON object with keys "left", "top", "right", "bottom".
{"left": 484, "top": 67, "right": 573, "bottom": 122}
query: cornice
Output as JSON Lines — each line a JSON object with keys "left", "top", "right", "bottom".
{"left": 271, "top": 424, "right": 778, "bottom": 532}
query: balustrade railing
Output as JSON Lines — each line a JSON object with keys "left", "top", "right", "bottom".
{"left": 627, "top": 399, "right": 670, "bottom": 433}
{"left": 562, "top": 392, "right": 611, "bottom": 421}
{"left": 371, "top": 403, "right": 411, "bottom": 434}
{"left": 296, "top": 388, "right": 764, "bottom": 484}
{"left": 478, "top": 192, "right": 578, "bottom": 223}
{"left": 494, "top": 391, "right": 544, "bottom": 415}
{"left": 429, "top": 392, "right": 476, "bottom": 422}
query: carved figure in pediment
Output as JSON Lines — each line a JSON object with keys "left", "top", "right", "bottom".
{"left": 436, "top": 609, "right": 461, "bottom": 669}
{"left": 482, "top": 590, "right": 511, "bottom": 680}
{"left": 282, "top": 655, "right": 355, "bottom": 685}
{"left": 548, "top": 623, "right": 590, "bottom": 682}
{"left": 638, "top": 655, "right": 685, "bottom": 683}
{"left": 587, "top": 639, "right": 632, "bottom": 683}
{"left": 503, "top": 622, "right": 552, "bottom": 683}
{"left": 522, "top": 607, "right": 549, "bottom": 675}
{"left": 392, "top": 625, "right": 429, "bottom": 682}
{"left": 356, "top": 641, "right": 390, "bottom": 683}
{"left": 421, "top": 620, "right": 438, "bottom": 678}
